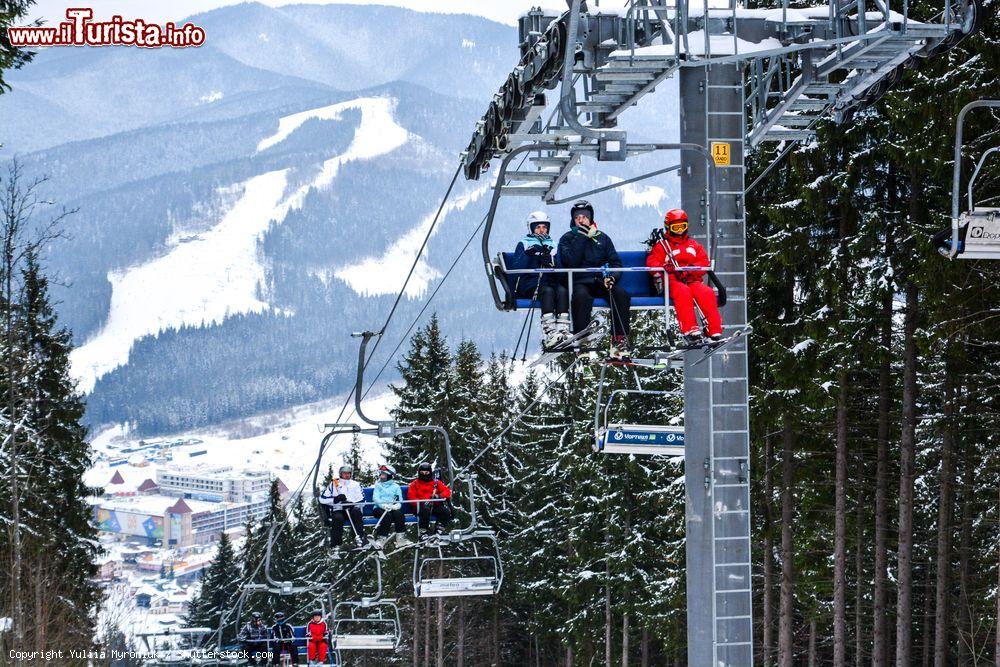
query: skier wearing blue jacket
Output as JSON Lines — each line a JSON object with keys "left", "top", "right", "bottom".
{"left": 371, "top": 464, "right": 413, "bottom": 548}
{"left": 557, "top": 200, "right": 632, "bottom": 354}
{"left": 509, "top": 211, "right": 570, "bottom": 348}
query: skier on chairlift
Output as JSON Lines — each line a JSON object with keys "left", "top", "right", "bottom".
{"left": 238, "top": 612, "right": 271, "bottom": 666}
{"left": 510, "top": 210, "right": 571, "bottom": 348}
{"left": 270, "top": 611, "right": 299, "bottom": 666}
{"left": 318, "top": 464, "right": 365, "bottom": 557}
{"left": 645, "top": 208, "right": 723, "bottom": 345}
{"left": 557, "top": 200, "right": 632, "bottom": 355}
{"left": 371, "top": 464, "right": 414, "bottom": 549}
{"left": 407, "top": 462, "right": 453, "bottom": 541}
{"left": 306, "top": 611, "right": 328, "bottom": 666}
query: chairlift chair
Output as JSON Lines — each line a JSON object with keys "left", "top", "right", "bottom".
{"left": 331, "top": 600, "right": 402, "bottom": 651}
{"left": 329, "top": 553, "right": 402, "bottom": 651}
{"left": 593, "top": 358, "right": 685, "bottom": 456}
{"left": 939, "top": 100, "right": 1000, "bottom": 260}
{"left": 137, "top": 627, "right": 213, "bottom": 666}
{"left": 413, "top": 529, "right": 504, "bottom": 598}
{"left": 478, "top": 125, "right": 726, "bottom": 357}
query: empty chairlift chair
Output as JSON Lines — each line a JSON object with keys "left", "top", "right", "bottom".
{"left": 137, "top": 628, "right": 214, "bottom": 666}
{"left": 330, "top": 555, "right": 402, "bottom": 651}
{"left": 938, "top": 100, "right": 1000, "bottom": 260}
{"left": 593, "top": 362, "right": 685, "bottom": 455}
{"left": 331, "top": 600, "right": 401, "bottom": 651}
{"left": 413, "top": 528, "right": 504, "bottom": 598}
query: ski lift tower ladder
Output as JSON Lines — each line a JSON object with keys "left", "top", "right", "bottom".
{"left": 461, "top": 0, "right": 977, "bottom": 663}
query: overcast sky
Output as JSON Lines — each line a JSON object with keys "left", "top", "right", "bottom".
{"left": 29, "top": 0, "right": 631, "bottom": 27}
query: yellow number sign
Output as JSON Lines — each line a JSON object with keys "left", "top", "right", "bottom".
{"left": 711, "top": 142, "right": 731, "bottom": 167}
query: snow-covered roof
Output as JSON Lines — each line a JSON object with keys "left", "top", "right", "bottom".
{"left": 97, "top": 494, "right": 223, "bottom": 516}
{"left": 137, "top": 479, "right": 159, "bottom": 492}
{"left": 168, "top": 498, "right": 192, "bottom": 515}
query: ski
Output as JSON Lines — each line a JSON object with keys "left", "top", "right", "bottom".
{"left": 687, "top": 325, "right": 753, "bottom": 366}
{"left": 529, "top": 319, "right": 607, "bottom": 368}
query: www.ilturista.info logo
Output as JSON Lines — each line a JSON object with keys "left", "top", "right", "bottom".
{"left": 7, "top": 8, "right": 206, "bottom": 48}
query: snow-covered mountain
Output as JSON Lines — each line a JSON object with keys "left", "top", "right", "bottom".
{"left": 1, "top": 2, "right": 681, "bottom": 435}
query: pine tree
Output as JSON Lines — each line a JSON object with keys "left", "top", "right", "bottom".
{"left": 388, "top": 314, "right": 451, "bottom": 469}
{"left": 0, "top": 0, "right": 35, "bottom": 94}
{"left": 187, "top": 532, "right": 241, "bottom": 644}
{"left": 0, "top": 242, "right": 100, "bottom": 653}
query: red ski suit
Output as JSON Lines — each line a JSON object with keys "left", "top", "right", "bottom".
{"left": 307, "top": 620, "right": 328, "bottom": 663}
{"left": 407, "top": 479, "right": 452, "bottom": 502}
{"left": 646, "top": 235, "right": 723, "bottom": 336}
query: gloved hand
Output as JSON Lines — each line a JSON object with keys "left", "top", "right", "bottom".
{"left": 586, "top": 225, "right": 600, "bottom": 239}
{"left": 525, "top": 244, "right": 548, "bottom": 256}
{"left": 389, "top": 503, "right": 401, "bottom": 511}
{"left": 333, "top": 494, "right": 347, "bottom": 504}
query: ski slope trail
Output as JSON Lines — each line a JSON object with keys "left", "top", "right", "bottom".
{"left": 71, "top": 98, "right": 410, "bottom": 393}
{"left": 335, "top": 180, "right": 490, "bottom": 297}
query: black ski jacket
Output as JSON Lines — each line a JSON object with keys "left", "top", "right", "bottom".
{"left": 556, "top": 227, "right": 623, "bottom": 285}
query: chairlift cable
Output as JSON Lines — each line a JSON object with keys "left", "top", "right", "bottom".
{"left": 455, "top": 354, "right": 585, "bottom": 481}
{"left": 217, "top": 84, "right": 582, "bottom": 636}
{"left": 211, "top": 162, "right": 470, "bottom": 647}
{"left": 375, "top": 164, "right": 462, "bottom": 338}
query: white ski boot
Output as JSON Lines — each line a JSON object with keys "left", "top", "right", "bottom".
{"left": 394, "top": 531, "right": 415, "bottom": 547}
{"left": 555, "top": 313, "right": 572, "bottom": 346}
{"left": 540, "top": 313, "right": 562, "bottom": 349}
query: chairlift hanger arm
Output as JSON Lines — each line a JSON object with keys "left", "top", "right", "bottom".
{"left": 559, "top": 0, "right": 625, "bottom": 145}
{"left": 548, "top": 164, "right": 681, "bottom": 205}
{"left": 967, "top": 146, "right": 1000, "bottom": 212}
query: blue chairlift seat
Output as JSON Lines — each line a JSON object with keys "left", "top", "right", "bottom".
{"left": 341, "top": 486, "right": 419, "bottom": 527}
{"left": 501, "top": 250, "right": 670, "bottom": 309}
{"left": 499, "top": 251, "right": 726, "bottom": 309}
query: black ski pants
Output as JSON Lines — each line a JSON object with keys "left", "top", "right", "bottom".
{"left": 372, "top": 507, "right": 407, "bottom": 536}
{"left": 242, "top": 643, "right": 271, "bottom": 666}
{"left": 515, "top": 282, "right": 568, "bottom": 316}
{"left": 270, "top": 642, "right": 298, "bottom": 665}
{"left": 329, "top": 506, "right": 363, "bottom": 546}
{"left": 417, "top": 502, "right": 453, "bottom": 530}
{"left": 571, "top": 281, "right": 631, "bottom": 337}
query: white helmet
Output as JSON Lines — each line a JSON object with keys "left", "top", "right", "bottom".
{"left": 526, "top": 210, "right": 551, "bottom": 233}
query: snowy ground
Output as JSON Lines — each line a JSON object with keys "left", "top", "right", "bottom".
{"left": 71, "top": 97, "right": 411, "bottom": 393}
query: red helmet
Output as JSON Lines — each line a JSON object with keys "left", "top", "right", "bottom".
{"left": 664, "top": 209, "right": 688, "bottom": 224}
{"left": 664, "top": 208, "right": 689, "bottom": 236}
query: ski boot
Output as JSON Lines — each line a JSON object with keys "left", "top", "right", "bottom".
{"left": 394, "top": 531, "right": 415, "bottom": 547}
{"left": 555, "top": 313, "right": 573, "bottom": 346}
{"left": 683, "top": 330, "right": 706, "bottom": 347}
{"left": 540, "top": 313, "right": 562, "bottom": 350}
{"left": 703, "top": 327, "right": 724, "bottom": 344}
{"left": 610, "top": 335, "right": 630, "bottom": 359}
